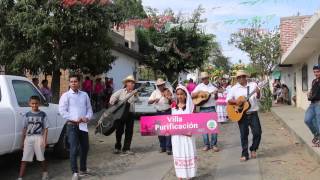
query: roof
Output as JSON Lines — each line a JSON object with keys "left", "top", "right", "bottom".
{"left": 112, "top": 44, "right": 145, "bottom": 61}
{"left": 109, "top": 31, "right": 145, "bottom": 61}
{"left": 281, "top": 11, "right": 320, "bottom": 65}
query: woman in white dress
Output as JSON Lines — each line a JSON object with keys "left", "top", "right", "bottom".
{"left": 171, "top": 85, "right": 197, "bottom": 180}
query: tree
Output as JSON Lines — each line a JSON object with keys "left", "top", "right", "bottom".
{"left": 229, "top": 23, "right": 281, "bottom": 77}
{"left": 136, "top": 6, "right": 221, "bottom": 82}
{"left": 0, "top": 0, "right": 118, "bottom": 102}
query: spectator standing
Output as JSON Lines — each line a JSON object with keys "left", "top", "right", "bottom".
{"left": 186, "top": 78, "right": 197, "bottom": 93}
{"left": 32, "top": 78, "right": 40, "bottom": 89}
{"left": 59, "top": 75, "right": 93, "bottom": 180}
{"left": 82, "top": 76, "right": 93, "bottom": 98}
{"left": 40, "top": 80, "right": 53, "bottom": 103}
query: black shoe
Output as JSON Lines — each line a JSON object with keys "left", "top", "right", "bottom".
{"left": 113, "top": 149, "right": 121, "bottom": 154}
{"left": 159, "top": 149, "right": 166, "bottom": 153}
{"left": 167, "top": 151, "right": 172, "bottom": 155}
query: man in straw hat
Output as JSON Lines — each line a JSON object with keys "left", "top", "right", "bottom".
{"left": 226, "top": 70, "right": 262, "bottom": 162}
{"left": 191, "top": 72, "right": 220, "bottom": 152}
{"left": 148, "top": 78, "right": 173, "bottom": 155}
{"left": 109, "top": 75, "right": 138, "bottom": 155}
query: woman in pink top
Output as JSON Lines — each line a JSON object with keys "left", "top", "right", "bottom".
{"left": 216, "top": 79, "right": 229, "bottom": 123}
{"left": 82, "top": 76, "right": 93, "bottom": 97}
{"left": 186, "top": 78, "right": 197, "bottom": 93}
{"left": 93, "top": 78, "right": 105, "bottom": 111}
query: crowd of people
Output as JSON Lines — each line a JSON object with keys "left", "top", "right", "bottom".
{"left": 272, "top": 79, "right": 290, "bottom": 105}
{"left": 22, "top": 70, "right": 263, "bottom": 180}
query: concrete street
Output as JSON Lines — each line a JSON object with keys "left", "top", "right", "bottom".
{"left": 1, "top": 111, "right": 320, "bottom": 180}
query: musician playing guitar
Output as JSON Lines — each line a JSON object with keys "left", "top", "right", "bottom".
{"left": 226, "top": 70, "right": 262, "bottom": 162}
{"left": 191, "top": 72, "right": 219, "bottom": 152}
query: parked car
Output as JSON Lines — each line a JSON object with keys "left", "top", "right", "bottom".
{"left": 0, "top": 75, "right": 68, "bottom": 158}
{"left": 134, "top": 81, "right": 173, "bottom": 115}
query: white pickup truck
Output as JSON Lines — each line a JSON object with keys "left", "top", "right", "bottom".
{"left": 0, "top": 75, "right": 68, "bottom": 158}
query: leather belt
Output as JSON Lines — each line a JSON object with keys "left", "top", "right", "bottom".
{"left": 67, "top": 121, "right": 79, "bottom": 125}
{"left": 246, "top": 111, "right": 257, "bottom": 115}
{"left": 157, "top": 108, "right": 171, "bottom": 113}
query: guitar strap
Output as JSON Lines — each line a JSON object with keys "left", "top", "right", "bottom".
{"left": 247, "top": 85, "right": 250, "bottom": 98}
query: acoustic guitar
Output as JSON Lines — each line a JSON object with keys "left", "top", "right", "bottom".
{"left": 226, "top": 81, "right": 268, "bottom": 122}
{"left": 192, "top": 91, "right": 217, "bottom": 106}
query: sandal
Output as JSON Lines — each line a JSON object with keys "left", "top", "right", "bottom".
{"left": 240, "top": 156, "right": 249, "bottom": 162}
{"left": 212, "top": 146, "right": 220, "bottom": 152}
{"left": 251, "top": 151, "right": 257, "bottom": 159}
{"left": 312, "top": 141, "right": 320, "bottom": 147}
{"left": 312, "top": 136, "right": 320, "bottom": 144}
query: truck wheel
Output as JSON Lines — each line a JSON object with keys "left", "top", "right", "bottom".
{"left": 53, "top": 125, "right": 69, "bottom": 159}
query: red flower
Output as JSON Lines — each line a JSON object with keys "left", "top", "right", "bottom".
{"left": 171, "top": 101, "right": 177, "bottom": 109}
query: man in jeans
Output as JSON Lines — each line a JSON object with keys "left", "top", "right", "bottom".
{"left": 192, "top": 72, "right": 219, "bottom": 152}
{"left": 227, "top": 70, "right": 262, "bottom": 161}
{"left": 59, "top": 74, "right": 93, "bottom": 180}
{"left": 305, "top": 64, "right": 320, "bottom": 146}
{"left": 148, "top": 78, "right": 173, "bottom": 155}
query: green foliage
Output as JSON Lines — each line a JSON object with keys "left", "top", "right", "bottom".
{"left": 259, "top": 85, "right": 272, "bottom": 112}
{"left": 229, "top": 23, "right": 281, "bottom": 77}
{"left": 0, "top": 0, "right": 118, "bottom": 102}
{"left": 137, "top": 6, "right": 224, "bottom": 82}
{"left": 109, "top": 0, "right": 147, "bottom": 26}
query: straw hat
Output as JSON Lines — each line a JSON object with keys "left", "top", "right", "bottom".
{"left": 122, "top": 75, "right": 136, "bottom": 84}
{"left": 200, "top": 72, "right": 209, "bottom": 79}
{"left": 236, "top": 70, "right": 249, "bottom": 77}
{"left": 155, "top": 78, "right": 166, "bottom": 86}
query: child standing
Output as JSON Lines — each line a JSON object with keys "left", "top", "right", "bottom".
{"left": 18, "top": 96, "right": 49, "bottom": 180}
{"left": 171, "top": 85, "right": 197, "bottom": 179}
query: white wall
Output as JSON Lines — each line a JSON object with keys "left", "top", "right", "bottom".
{"left": 278, "top": 66, "right": 294, "bottom": 98}
{"left": 293, "top": 52, "right": 319, "bottom": 110}
{"left": 106, "top": 50, "right": 139, "bottom": 91}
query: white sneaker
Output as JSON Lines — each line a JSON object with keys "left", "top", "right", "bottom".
{"left": 42, "top": 172, "right": 49, "bottom": 180}
{"left": 17, "top": 178, "right": 23, "bottom": 180}
{"left": 71, "top": 173, "right": 79, "bottom": 180}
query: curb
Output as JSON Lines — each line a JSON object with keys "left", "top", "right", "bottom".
{"left": 270, "top": 109, "right": 320, "bottom": 165}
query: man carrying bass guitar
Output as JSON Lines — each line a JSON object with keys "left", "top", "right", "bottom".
{"left": 191, "top": 72, "right": 219, "bottom": 152}
{"left": 226, "top": 70, "right": 262, "bottom": 162}
{"left": 109, "top": 75, "right": 138, "bottom": 156}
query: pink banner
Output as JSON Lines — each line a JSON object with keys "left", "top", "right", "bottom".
{"left": 140, "top": 113, "right": 219, "bottom": 136}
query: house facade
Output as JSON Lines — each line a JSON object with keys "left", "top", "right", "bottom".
{"left": 280, "top": 11, "right": 320, "bottom": 110}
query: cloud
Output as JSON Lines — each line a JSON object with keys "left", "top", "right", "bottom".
{"left": 142, "top": 0, "right": 320, "bottom": 64}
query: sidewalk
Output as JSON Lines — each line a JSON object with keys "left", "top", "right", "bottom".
{"left": 271, "top": 105, "right": 320, "bottom": 164}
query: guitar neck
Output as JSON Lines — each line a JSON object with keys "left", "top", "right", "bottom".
{"left": 245, "top": 82, "right": 268, "bottom": 101}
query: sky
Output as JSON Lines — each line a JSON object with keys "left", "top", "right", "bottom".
{"left": 142, "top": 0, "right": 320, "bottom": 64}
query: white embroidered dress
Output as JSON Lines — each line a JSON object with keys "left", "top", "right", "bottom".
{"left": 171, "top": 85, "right": 197, "bottom": 179}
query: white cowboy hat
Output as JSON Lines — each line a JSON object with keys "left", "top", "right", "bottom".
{"left": 200, "top": 72, "right": 210, "bottom": 79}
{"left": 236, "top": 70, "right": 249, "bottom": 77}
{"left": 155, "top": 78, "right": 166, "bottom": 86}
{"left": 122, "top": 75, "right": 136, "bottom": 84}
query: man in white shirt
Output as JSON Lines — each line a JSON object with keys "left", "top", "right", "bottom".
{"left": 192, "top": 72, "right": 219, "bottom": 152}
{"left": 226, "top": 70, "right": 262, "bottom": 162}
{"left": 109, "top": 75, "right": 138, "bottom": 155}
{"left": 59, "top": 74, "right": 93, "bottom": 180}
{"left": 148, "top": 78, "right": 173, "bottom": 155}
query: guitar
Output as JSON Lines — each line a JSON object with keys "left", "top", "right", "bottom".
{"left": 226, "top": 81, "right": 268, "bottom": 122}
{"left": 95, "top": 84, "right": 146, "bottom": 136}
{"left": 192, "top": 91, "right": 217, "bottom": 106}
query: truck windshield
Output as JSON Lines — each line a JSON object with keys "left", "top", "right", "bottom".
{"left": 12, "top": 80, "right": 46, "bottom": 107}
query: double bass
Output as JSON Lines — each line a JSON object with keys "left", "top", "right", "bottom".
{"left": 95, "top": 84, "right": 145, "bottom": 136}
